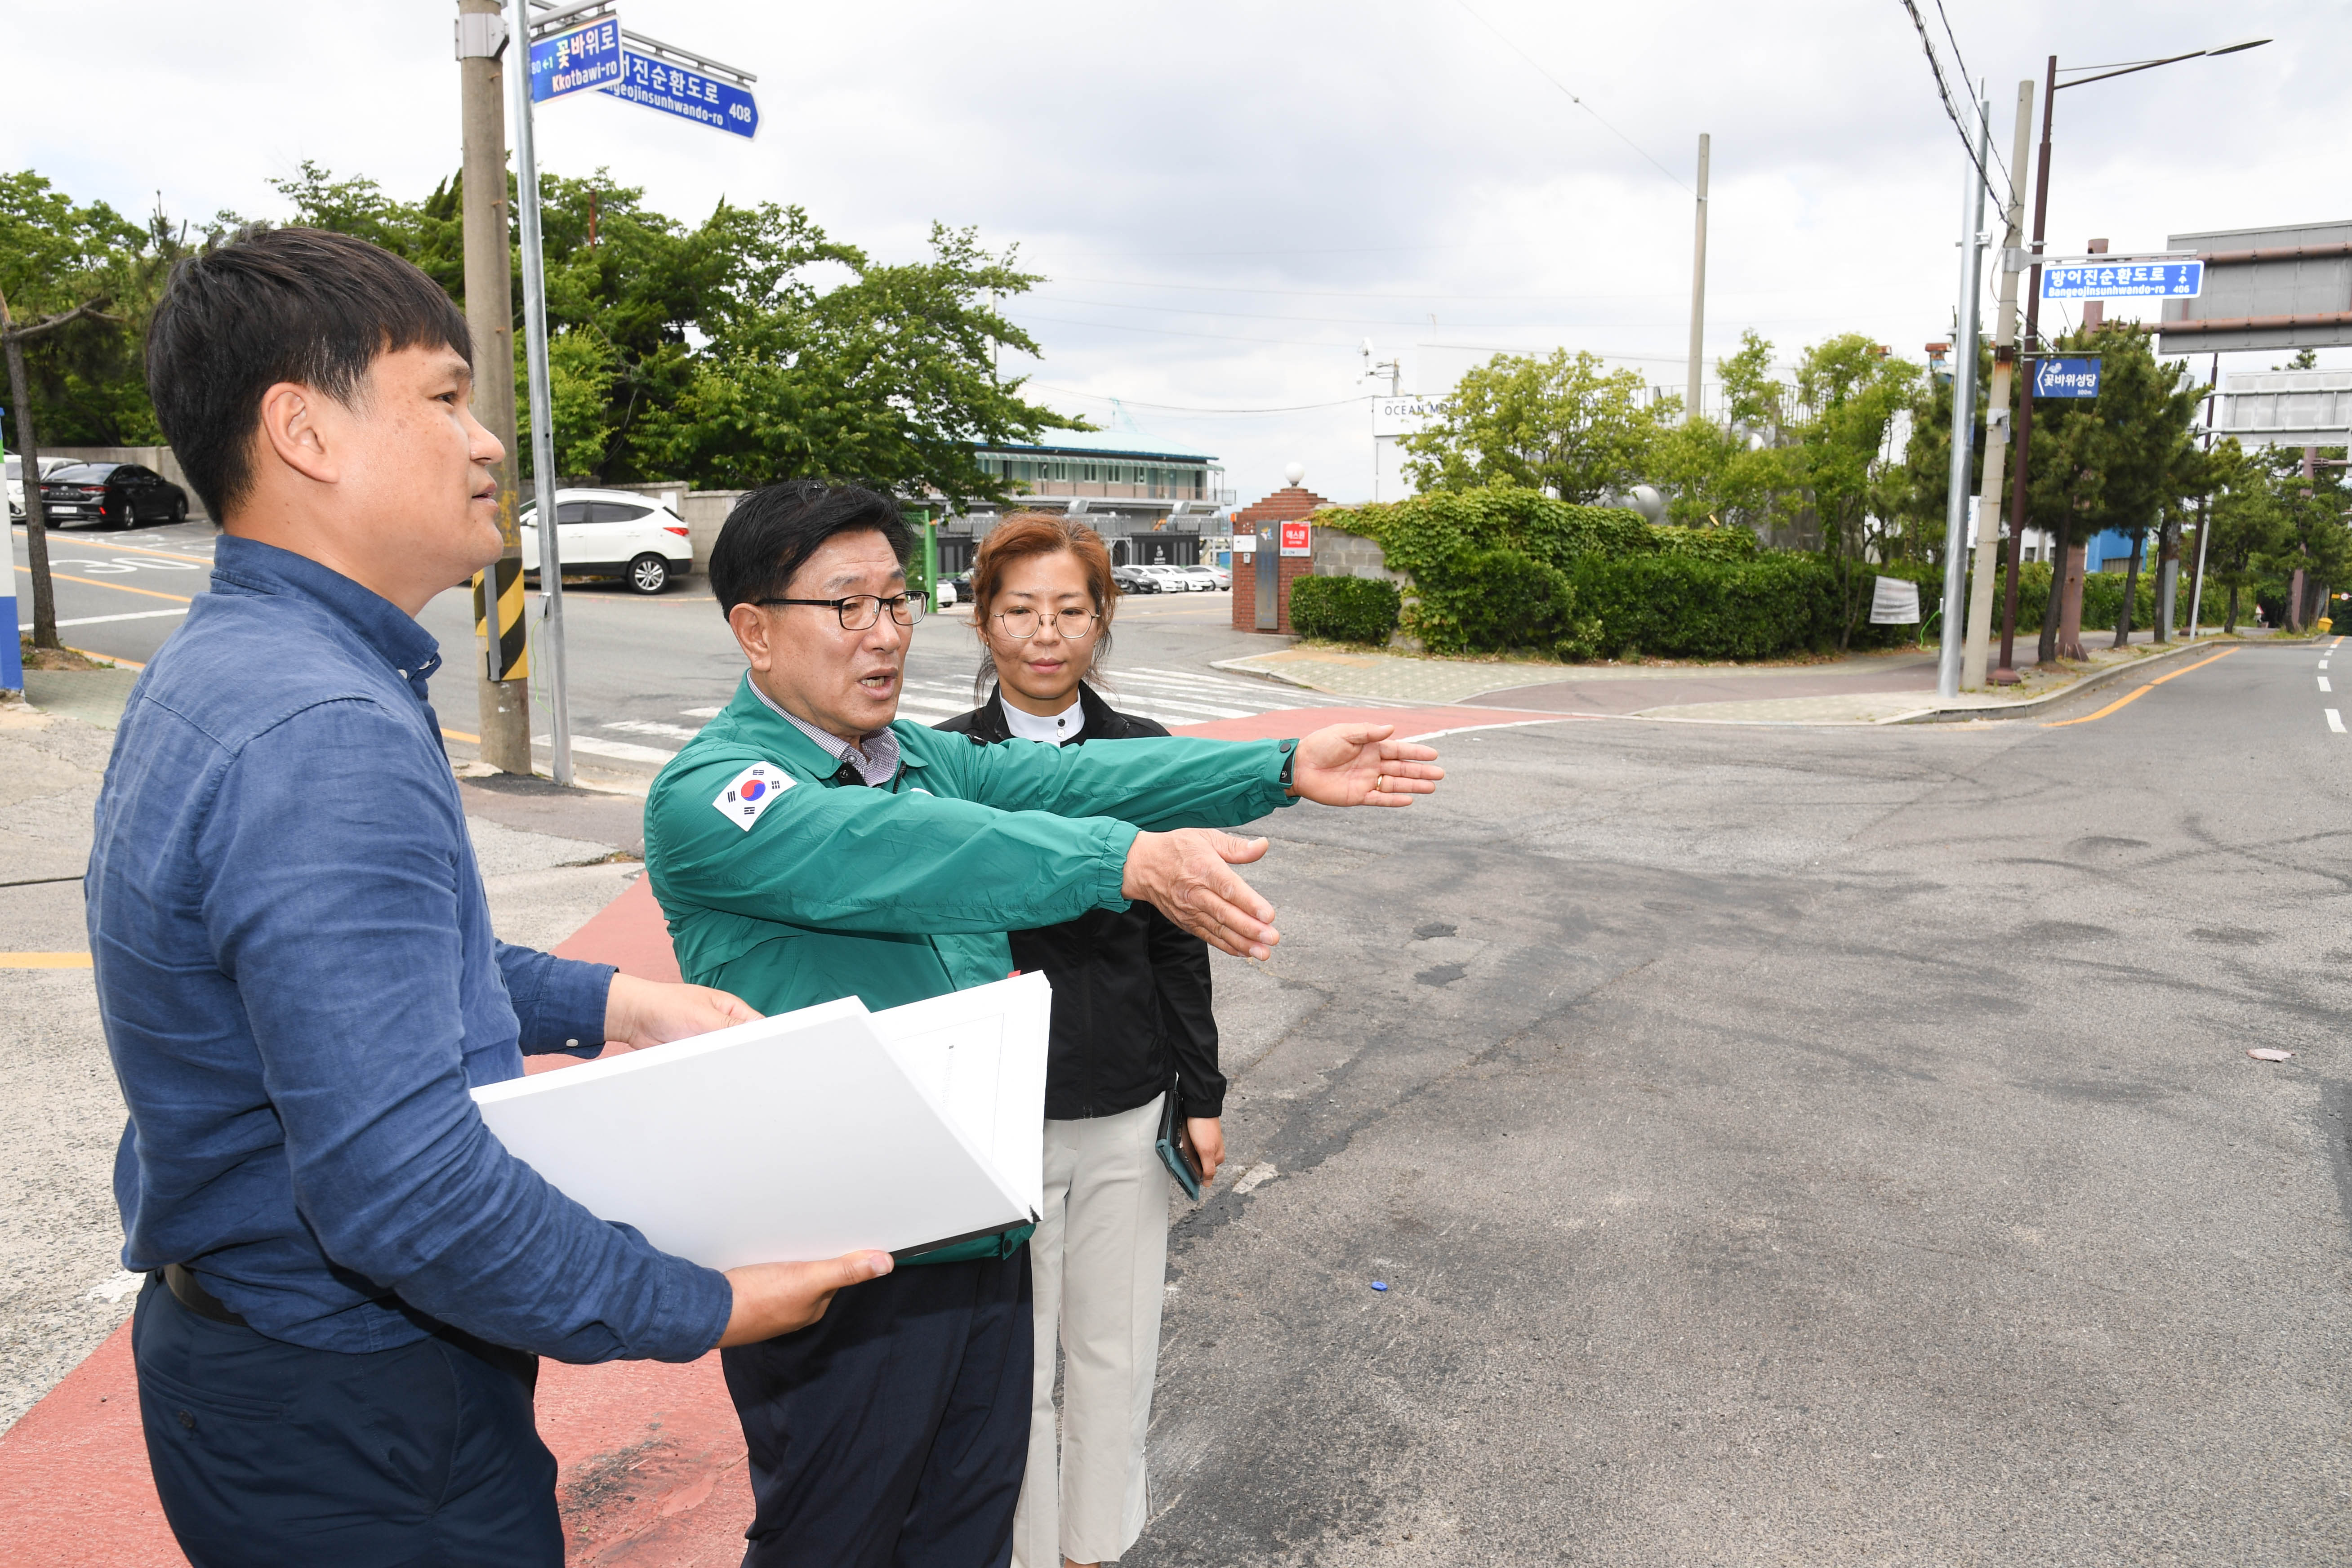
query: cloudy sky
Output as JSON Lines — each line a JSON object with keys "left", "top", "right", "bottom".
{"left": 4, "top": 0, "right": 2341, "bottom": 503}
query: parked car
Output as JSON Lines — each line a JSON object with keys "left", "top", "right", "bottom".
{"left": 1176, "top": 565, "right": 1225, "bottom": 592}
{"left": 944, "top": 570, "right": 974, "bottom": 608}
{"left": 517, "top": 488, "right": 694, "bottom": 594}
{"left": 36, "top": 461, "right": 189, "bottom": 529}
{"left": 1111, "top": 564, "right": 1163, "bottom": 594}
{"left": 6, "top": 454, "right": 73, "bottom": 520}
{"left": 1140, "top": 564, "right": 1205, "bottom": 592}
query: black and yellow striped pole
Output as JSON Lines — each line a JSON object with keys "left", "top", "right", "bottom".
{"left": 474, "top": 526, "right": 530, "bottom": 683}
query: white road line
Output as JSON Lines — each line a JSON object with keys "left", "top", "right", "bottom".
{"left": 605, "top": 719, "right": 704, "bottom": 741}
{"left": 679, "top": 706, "right": 723, "bottom": 718}
{"left": 15, "top": 606, "right": 191, "bottom": 631}
{"left": 2322, "top": 677, "right": 2333, "bottom": 693}
{"left": 2329, "top": 710, "right": 2346, "bottom": 735}
{"left": 538, "top": 734, "right": 679, "bottom": 764}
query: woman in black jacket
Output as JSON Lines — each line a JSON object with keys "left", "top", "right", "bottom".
{"left": 936, "top": 513, "right": 1224, "bottom": 1568}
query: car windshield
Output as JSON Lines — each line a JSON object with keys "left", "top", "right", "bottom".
{"left": 47, "top": 464, "right": 115, "bottom": 482}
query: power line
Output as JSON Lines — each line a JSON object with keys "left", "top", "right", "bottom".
{"left": 1452, "top": 0, "right": 1691, "bottom": 193}
{"left": 1929, "top": 0, "right": 2013, "bottom": 194}
{"left": 1895, "top": 0, "right": 2013, "bottom": 213}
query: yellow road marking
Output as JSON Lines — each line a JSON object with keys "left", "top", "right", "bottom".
{"left": 2044, "top": 646, "right": 2239, "bottom": 727}
{"left": 442, "top": 727, "right": 481, "bottom": 744}
{"left": 0, "top": 953, "right": 93, "bottom": 969}
{"left": 2147, "top": 646, "right": 2240, "bottom": 686}
{"left": 14, "top": 565, "right": 193, "bottom": 602}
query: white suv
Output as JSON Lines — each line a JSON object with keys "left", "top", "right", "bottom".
{"left": 518, "top": 488, "right": 694, "bottom": 594}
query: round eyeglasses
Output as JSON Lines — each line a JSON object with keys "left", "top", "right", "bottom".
{"left": 992, "top": 606, "right": 1099, "bottom": 641}
{"left": 757, "top": 592, "right": 928, "bottom": 631}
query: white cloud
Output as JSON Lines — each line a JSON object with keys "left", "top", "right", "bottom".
{"left": 5, "top": 0, "right": 2341, "bottom": 502}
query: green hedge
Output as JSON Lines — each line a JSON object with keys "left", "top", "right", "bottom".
{"left": 1568, "top": 554, "right": 1838, "bottom": 660}
{"left": 1289, "top": 574, "right": 1402, "bottom": 645}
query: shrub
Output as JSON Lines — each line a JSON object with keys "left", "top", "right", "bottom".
{"left": 1290, "top": 574, "right": 1402, "bottom": 645}
{"left": 1570, "top": 553, "right": 1839, "bottom": 660}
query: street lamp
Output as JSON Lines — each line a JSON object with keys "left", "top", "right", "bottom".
{"left": 1989, "top": 36, "right": 2272, "bottom": 684}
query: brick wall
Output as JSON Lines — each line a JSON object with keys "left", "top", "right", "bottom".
{"left": 1229, "top": 484, "right": 1332, "bottom": 635}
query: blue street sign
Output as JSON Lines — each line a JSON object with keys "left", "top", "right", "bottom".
{"left": 2041, "top": 260, "right": 2203, "bottom": 301}
{"left": 2034, "top": 357, "right": 2102, "bottom": 399}
{"left": 530, "top": 17, "right": 624, "bottom": 103}
{"left": 601, "top": 48, "right": 758, "bottom": 138}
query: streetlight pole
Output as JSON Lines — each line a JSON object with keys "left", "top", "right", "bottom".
{"left": 1993, "top": 37, "right": 2271, "bottom": 682}
{"left": 1935, "top": 98, "right": 1990, "bottom": 700}
{"left": 504, "top": 0, "right": 571, "bottom": 786}
{"left": 1687, "top": 132, "right": 1710, "bottom": 423}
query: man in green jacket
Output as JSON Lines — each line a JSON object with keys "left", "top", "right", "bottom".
{"left": 644, "top": 481, "right": 1442, "bottom": 1568}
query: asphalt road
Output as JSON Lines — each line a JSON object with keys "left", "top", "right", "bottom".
{"left": 1139, "top": 638, "right": 2352, "bottom": 1566}
{"left": 13, "top": 521, "right": 2351, "bottom": 1561}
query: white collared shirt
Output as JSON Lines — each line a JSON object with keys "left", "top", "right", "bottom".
{"left": 1002, "top": 696, "right": 1085, "bottom": 744}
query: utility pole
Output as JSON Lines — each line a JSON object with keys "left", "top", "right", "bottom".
{"left": 1962, "top": 81, "right": 2035, "bottom": 690}
{"left": 506, "top": 0, "right": 571, "bottom": 785}
{"left": 1686, "top": 133, "right": 1710, "bottom": 422}
{"left": 1935, "top": 98, "right": 1991, "bottom": 700}
{"left": 457, "top": 0, "right": 533, "bottom": 775}
{"left": 1993, "top": 55, "right": 2059, "bottom": 684}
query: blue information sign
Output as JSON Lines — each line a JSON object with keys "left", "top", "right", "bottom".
{"left": 601, "top": 48, "right": 758, "bottom": 138}
{"left": 530, "top": 17, "right": 624, "bottom": 103}
{"left": 2041, "top": 260, "right": 2203, "bottom": 301}
{"left": 2034, "top": 357, "right": 2102, "bottom": 399}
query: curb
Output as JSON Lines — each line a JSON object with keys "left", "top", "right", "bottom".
{"left": 1893, "top": 636, "right": 2273, "bottom": 724}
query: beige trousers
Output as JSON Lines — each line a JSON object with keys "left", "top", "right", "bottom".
{"left": 1011, "top": 1094, "right": 1170, "bottom": 1567}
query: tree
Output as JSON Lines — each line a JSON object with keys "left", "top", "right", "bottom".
{"left": 1651, "top": 330, "right": 1802, "bottom": 535}
{"left": 1881, "top": 340, "right": 1991, "bottom": 567}
{"left": 1786, "top": 334, "right": 1920, "bottom": 646}
{"left": 1401, "top": 348, "right": 1672, "bottom": 502}
{"left": 2201, "top": 440, "right": 2288, "bottom": 633}
{"left": 2019, "top": 325, "right": 2206, "bottom": 661}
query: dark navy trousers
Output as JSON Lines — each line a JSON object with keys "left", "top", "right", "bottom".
{"left": 133, "top": 1278, "right": 562, "bottom": 1568}
{"left": 723, "top": 1250, "right": 1033, "bottom": 1568}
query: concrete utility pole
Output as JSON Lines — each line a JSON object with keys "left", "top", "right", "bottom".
{"left": 1962, "top": 81, "right": 2035, "bottom": 690}
{"left": 1935, "top": 98, "right": 1991, "bottom": 700}
{"left": 457, "top": 0, "right": 533, "bottom": 774}
{"left": 1686, "top": 133, "right": 1710, "bottom": 422}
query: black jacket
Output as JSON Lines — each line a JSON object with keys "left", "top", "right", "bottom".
{"left": 934, "top": 683, "right": 1225, "bottom": 1122}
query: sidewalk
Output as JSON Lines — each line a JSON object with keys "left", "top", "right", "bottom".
{"left": 1221, "top": 630, "right": 2284, "bottom": 726}
{"left": 0, "top": 701, "right": 1515, "bottom": 1566}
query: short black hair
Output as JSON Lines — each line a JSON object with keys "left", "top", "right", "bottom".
{"left": 145, "top": 226, "right": 473, "bottom": 521}
{"left": 710, "top": 481, "right": 913, "bottom": 615}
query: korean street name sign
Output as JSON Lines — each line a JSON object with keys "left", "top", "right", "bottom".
{"left": 2034, "top": 357, "right": 2103, "bottom": 399}
{"left": 601, "top": 48, "right": 758, "bottom": 138}
{"left": 530, "top": 16, "right": 623, "bottom": 103}
{"left": 2041, "top": 260, "right": 2204, "bottom": 302}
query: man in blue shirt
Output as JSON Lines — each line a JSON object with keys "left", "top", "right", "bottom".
{"left": 94, "top": 226, "right": 892, "bottom": 1567}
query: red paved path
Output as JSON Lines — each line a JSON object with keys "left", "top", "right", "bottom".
{"left": 0, "top": 704, "right": 1554, "bottom": 1564}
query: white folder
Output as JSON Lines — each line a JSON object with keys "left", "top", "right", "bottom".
{"left": 471, "top": 972, "right": 1052, "bottom": 1270}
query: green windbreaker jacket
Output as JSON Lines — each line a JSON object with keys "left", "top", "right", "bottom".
{"left": 642, "top": 675, "right": 1298, "bottom": 1256}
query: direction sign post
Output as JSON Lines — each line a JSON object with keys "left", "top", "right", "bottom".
{"left": 503, "top": 0, "right": 762, "bottom": 784}
{"left": 529, "top": 14, "right": 622, "bottom": 101}
{"left": 2040, "top": 258, "right": 2204, "bottom": 302}
{"left": 602, "top": 48, "right": 757, "bottom": 137}
{"left": 2032, "top": 357, "right": 2103, "bottom": 399}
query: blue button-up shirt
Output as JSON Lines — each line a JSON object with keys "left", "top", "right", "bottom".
{"left": 88, "top": 536, "right": 731, "bottom": 1360}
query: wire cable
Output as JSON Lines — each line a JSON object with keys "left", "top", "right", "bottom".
{"left": 1929, "top": 0, "right": 2013, "bottom": 193}
{"left": 1450, "top": 0, "right": 1690, "bottom": 192}
{"left": 1896, "top": 0, "right": 2013, "bottom": 213}
{"left": 1033, "top": 386, "right": 1377, "bottom": 416}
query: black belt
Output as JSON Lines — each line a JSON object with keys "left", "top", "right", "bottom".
{"left": 157, "top": 1263, "right": 248, "bottom": 1327}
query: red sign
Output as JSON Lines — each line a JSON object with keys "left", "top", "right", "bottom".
{"left": 1278, "top": 520, "right": 1311, "bottom": 557}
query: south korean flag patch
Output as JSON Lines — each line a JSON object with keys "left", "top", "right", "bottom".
{"left": 713, "top": 762, "right": 793, "bottom": 830}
